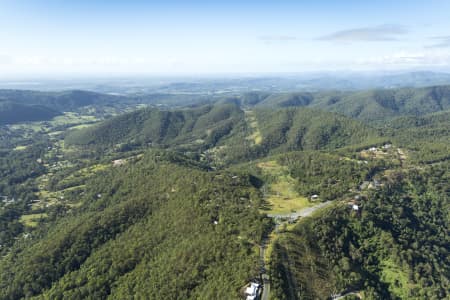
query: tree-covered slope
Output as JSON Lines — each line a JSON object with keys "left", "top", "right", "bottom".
{"left": 385, "top": 110, "right": 450, "bottom": 163}
{"left": 322, "top": 86, "right": 450, "bottom": 123}
{"left": 253, "top": 107, "right": 379, "bottom": 153}
{"left": 4, "top": 84, "right": 450, "bottom": 125}
{"left": 1, "top": 86, "right": 449, "bottom": 300}
{"left": 0, "top": 89, "right": 126, "bottom": 112}
{"left": 386, "top": 109, "right": 450, "bottom": 134}
{"left": 255, "top": 92, "right": 314, "bottom": 108}
{"left": 248, "top": 85, "right": 450, "bottom": 124}
{"left": 0, "top": 101, "right": 61, "bottom": 125}
{"left": 65, "top": 102, "right": 245, "bottom": 150}
{"left": 270, "top": 162, "right": 449, "bottom": 300}
{"left": 0, "top": 151, "right": 267, "bottom": 299}
{"left": 65, "top": 104, "right": 381, "bottom": 167}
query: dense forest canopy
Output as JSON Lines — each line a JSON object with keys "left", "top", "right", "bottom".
{"left": 1, "top": 84, "right": 450, "bottom": 125}
{"left": 0, "top": 84, "right": 448, "bottom": 299}
{"left": 0, "top": 151, "right": 269, "bottom": 299}
{"left": 242, "top": 85, "right": 450, "bottom": 124}
{"left": 0, "top": 102, "right": 61, "bottom": 125}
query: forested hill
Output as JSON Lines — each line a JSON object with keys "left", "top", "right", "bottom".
{"left": 0, "top": 151, "right": 267, "bottom": 299}
{"left": 267, "top": 155, "right": 449, "bottom": 299}
{"left": 65, "top": 103, "right": 380, "bottom": 164}
{"left": 0, "top": 89, "right": 128, "bottom": 125}
{"left": 65, "top": 102, "right": 245, "bottom": 149}
{"left": 1, "top": 84, "right": 449, "bottom": 299}
{"left": 387, "top": 109, "right": 450, "bottom": 129}
{"left": 2, "top": 84, "right": 450, "bottom": 125}
{"left": 242, "top": 85, "right": 450, "bottom": 123}
{"left": 0, "top": 101, "right": 61, "bottom": 125}
{"left": 0, "top": 89, "right": 126, "bottom": 111}
{"left": 253, "top": 108, "right": 378, "bottom": 153}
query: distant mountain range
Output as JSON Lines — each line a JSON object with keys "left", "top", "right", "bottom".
{"left": 241, "top": 85, "right": 450, "bottom": 123}
{"left": 2, "top": 83, "right": 450, "bottom": 126}
{"left": 0, "top": 89, "right": 125, "bottom": 111}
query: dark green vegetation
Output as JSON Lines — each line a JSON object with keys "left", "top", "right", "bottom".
{"left": 241, "top": 85, "right": 450, "bottom": 124}
{"left": 2, "top": 84, "right": 450, "bottom": 125}
{"left": 0, "top": 141, "right": 50, "bottom": 251}
{"left": 0, "top": 84, "right": 449, "bottom": 299}
{"left": 66, "top": 102, "right": 245, "bottom": 150}
{"left": 0, "top": 90, "right": 125, "bottom": 111}
{"left": 253, "top": 108, "right": 378, "bottom": 152}
{"left": 270, "top": 162, "right": 449, "bottom": 300}
{"left": 386, "top": 110, "right": 450, "bottom": 163}
{"left": 276, "top": 151, "right": 393, "bottom": 200}
{"left": 0, "top": 90, "right": 121, "bottom": 124}
{"left": 66, "top": 103, "right": 380, "bottom": 166}
{"left": 0, "top": 89, "right": 218, "bottom": 125}
{"left": 0, "top": 102, "right": 61, "bottom": 125}
{"left": 0, "top": 151, "right": 268, "bottom": 299}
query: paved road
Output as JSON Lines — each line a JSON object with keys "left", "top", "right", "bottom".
{"left": 267, "top": 201, "right": 332, "bottom": 220}
{"left": 259, "top": 239, "right": 270, "bottom": 300}
{"left": 261, "top": 274, "right": 270, "bottom": 300}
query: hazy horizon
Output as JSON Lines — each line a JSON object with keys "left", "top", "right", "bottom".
{"left": 1, "top": 0, "right": 450, "bottom": 75}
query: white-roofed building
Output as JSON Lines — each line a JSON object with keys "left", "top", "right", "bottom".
{"left": 245, "top": 282, "right": 260, "bottom": 300}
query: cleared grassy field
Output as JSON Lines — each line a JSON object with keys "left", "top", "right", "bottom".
{"left": 19, "top": 213, "right": 48, "bottom": 227}
{"left": 258, "top": 160, "right": 311, "bottom": 215}
{"left": 244, "top": 110, "right": 263, "bottom": 145}
{"left": 13, "top": 145, "right": 28, "bottom": 151}
{"left": 67, "top": 124, "right": 94, "bottom": 131}
{"left": 50, "top": 112, "right": 97, "bottom": 127}
{"left": 380, "top": 258, "right": 416, "bottom": 299}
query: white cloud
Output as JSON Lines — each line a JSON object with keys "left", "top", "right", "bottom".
{"left": 355, "top": 50, "right": 450, "bottom": 68}
{"left": 318, "top": 24, "right": 408, "bottom": 42}
{"left": 427, "top": 36, "right": 450, "bottom": 48}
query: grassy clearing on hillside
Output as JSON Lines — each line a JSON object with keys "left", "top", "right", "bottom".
{"left": 10, "top": 123, "right": 45, "bottom": 132}
{"left": 258, "top": 160, "right": 312, "bottom": 214}
{"left": 62, "top": 163, "right": 108, "bottom": 179}
{"left": 380, "top": 259, "right": 415, "bottom": 299}
{"left": 33, "top": 162, "right": 108, "bottom": 210}
{"left": 13, "top": 145, "right": 28, "bottom": 151}
{"left": 19, "top": 213, "right": 48, "bottom": 227}
{"left": 244, "top": 110, "right": 263, "bottom": 145}
{"left": 9, "top": 112, "right": 99, "bottom": 135}
{"left": 68, "top": 124, "right": 94, "bottom": 130}
{"left": 48, "top": 130, "right": 63, "bottom": 136}
{"left": 50, "top": 112, "right": 97, "bottom": 127}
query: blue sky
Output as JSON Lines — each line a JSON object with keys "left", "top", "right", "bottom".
{"left": 1, "top": 0, "right": 450, "bottom": 75}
